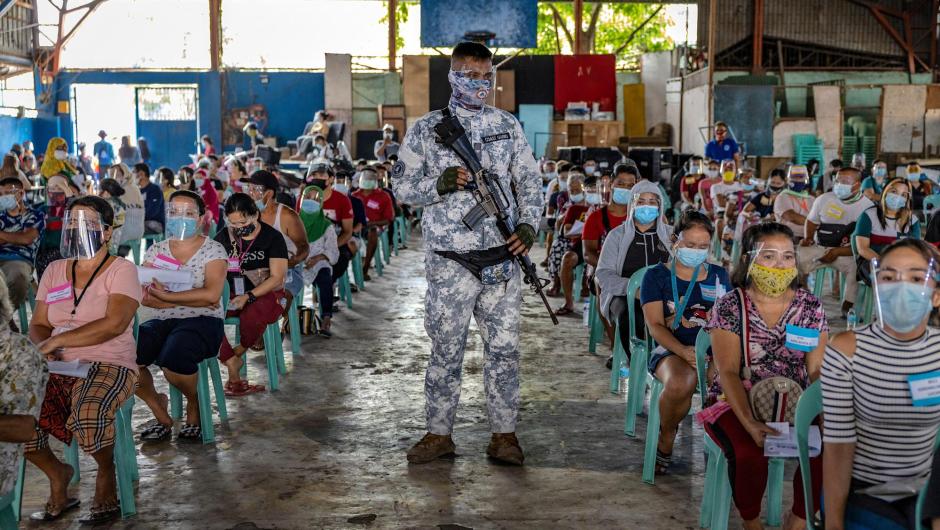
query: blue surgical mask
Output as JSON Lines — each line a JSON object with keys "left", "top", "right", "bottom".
{"left": 255, "top": 199, "right": 266, "bottom": 210}
{"left": 558, "top": 179, "right": 568, "bottom": 192}
{"left": 877, "top": 281, "right": 934, "bottom": 333}
{"left": 360, "top": 179, "right": 378, "bottom": 190}
{"left": 874, "top": 167, "right": 887, "bottom": 179}
{"left": 165, "top": 216, "right": 198, "bottom": 239}
{"left": 743, "top": 183, "right": 755, "bottom": 192}
{"left": 885, "top": 192, "right": 907, "bottom": 211}
{"left": 0, "top": 194, "right": 16, "bottom": 211}
{"left": 833, "top": 183, "right": 854, "bottom": 200}
{"left": 585, "top": 192, "right": 601, "bottom": 205}
{"left": 569, "top": 193, "right": 584, "bottom": 203}
{"left": 612, "top": 188, "right": 632, "bottom": 205}
{"left": 194, "top": 178, "right": 205, "bottom": 187}
{"left": 908, "top": 172, "right": 923, "bottom": 182}
{"left": 333, "top": 183, "right": 349, "bottom": 194}
{"left": 301, "top": 199, "right": 321, "bottom": 214}
{"left": 633, "top": 205, "right": 659, "bottom": 225}
{"left": 676, "top": 247, "right": 709, "bottom": 268}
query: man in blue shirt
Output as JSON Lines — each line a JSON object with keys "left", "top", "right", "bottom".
{"left": 135, "top": 163, "right": 165, "bottom": 235}
{"left": 0, "top": 177, "right": 45, "bottom": 312}
{"left": 704, "top": 121, "right": 741, "bottom": 165}
{"left": 92, "top": 130, "right": 114, "bottom": 180}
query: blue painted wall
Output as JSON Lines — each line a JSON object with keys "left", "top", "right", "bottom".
{"left": 224, "top": 71, "right": 325, "bottom": 148}
{"left": 0, "top": 115, "right": 35, "bottom": 148}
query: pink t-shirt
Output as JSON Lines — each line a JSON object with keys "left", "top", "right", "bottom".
{"left": 36, "top": 257, "right": 142, "bottom": 371}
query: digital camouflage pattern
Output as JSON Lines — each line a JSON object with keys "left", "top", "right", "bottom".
{"left": 393, "top": 104, "right": 541, "bottom": 435}
{"left": 423, "top": 251, "right": 521, "bottom": 434}
{"left": 392, "top": 105, "right": 543, "bottom": 252}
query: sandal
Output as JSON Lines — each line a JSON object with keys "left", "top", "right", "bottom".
{"left": 178, "top": 423, "right": 202, "bottom": 441}
{"left": 655, "top": 449, "right": 673, "bottom": 475}
{"left": 139, "top": 420, "right": 172, "bottom": 441}
{"left": 554, "top": 306, "right": 574, "bottom": 316}
{"left": 224, "top": 380, "right": 265, "bottom": 397}
{"left": 30, "top": 497, "right": 80, "bottom": 521}
{"left": 78, "top": 501, "right": 121, "bottom": 525}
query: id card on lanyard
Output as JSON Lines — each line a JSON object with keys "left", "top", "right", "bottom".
{"left": 231, "top": 236, "right": 256, "bottom": 296}
{"left": 670, "top": 261, "right": 702, "bottom": 331}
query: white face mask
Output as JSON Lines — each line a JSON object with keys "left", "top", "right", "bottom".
{"left": 54, "top": 151, "right": 68, "bottom": 161}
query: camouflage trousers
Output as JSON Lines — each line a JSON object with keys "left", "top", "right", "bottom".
{"left": 423, "top": 251, "right": 522, "bottom": 435}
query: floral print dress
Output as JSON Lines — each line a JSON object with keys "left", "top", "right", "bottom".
{"left": 704, "top": 287, "right": 829, "bottom": 406}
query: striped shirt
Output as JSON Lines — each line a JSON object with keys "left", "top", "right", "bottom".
{"left": 822, "top": 324, "right": 940, "bottom": 485}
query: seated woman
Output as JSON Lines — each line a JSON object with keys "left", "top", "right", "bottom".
{"left": 185, "top": 168, "right": 220, "bottom": 223}
{"left": 26, "top": 196, "right": 141, "bottom": 524}
{"left": 705, "top": 222, "right": 828, "bottom": 530}
{"left": 134, "top": 190, "right": 228, "bottom": 441}
{"left": 640, "top": 210, "right": 731, "bottom": 474}
{"left": 35, "top": 175, "right": 74, "bottom": 278}
{"left": 546, "top": 171, "right": 586, "bottom": 297}
{"left": 555, "top": 175, "right": 600, "bottom": 315}
{"left": 906, "top": 161, "right": 934, "bottom": 211}
{"left": 823, "top": 239, "right": 940, "bottom": 530}
{"left": 595, "top": 180, "right": 672, "bottom": 363}
{"left": 213, "top": 193, "right": 288, "bottom": 396}
{"left": 855, "top": 177, "right": 921, "bottom": 285}
{"left": 298, "top": 185, "right": 339, "bottom": 337}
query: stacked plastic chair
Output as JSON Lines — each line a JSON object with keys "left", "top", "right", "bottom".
{"left": 793, "top": 134, "right": 824, "bottom": 166}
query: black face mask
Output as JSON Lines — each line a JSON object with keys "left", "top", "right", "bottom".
{"left": 233, "top": 224, "right": 255, "bottom": 238}
{"left": 308, "top": 179, "right": 328, "bottom": 190}
{"left": 769, "top": 185, "right": 785, "bottom": 193}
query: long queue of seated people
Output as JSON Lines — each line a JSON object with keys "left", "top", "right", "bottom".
{"left": 537, "top": 123, "right": 940, "bottom": 529}
{"left": 0, "top": 135, "right": 408, "bottom": 524}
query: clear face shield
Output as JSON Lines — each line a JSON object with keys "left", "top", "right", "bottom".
{"left": 165, "top": 201, "right": 202, "bottom": 241}
{"left": 60, "top": 208, "right": 110, "bottom": 260}
{"left": 872, "top": 256, "right": 939, "bottom": 333}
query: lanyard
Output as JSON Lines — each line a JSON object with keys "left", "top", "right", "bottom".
{"left": 234, "top": 234, "right": 258, "bottom": 271}
{"left": 70, "top": 253, "right": 111, "bottom": 316}
{"left": 670, "top": 260, "right": 702, "bottom": 331}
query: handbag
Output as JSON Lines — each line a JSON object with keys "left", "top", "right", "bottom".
{"left": 816, "top": 222, "right": 855, "bottom": 248}
{"left": 737, "top": 288, "right": 803, "bottom": 424}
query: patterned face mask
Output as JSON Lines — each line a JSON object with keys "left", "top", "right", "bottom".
{"left": 448, "top": 70, "right": 492, "bottom": 111}
{"left": 749, "top": 263, "right": 797, "bottom": 297}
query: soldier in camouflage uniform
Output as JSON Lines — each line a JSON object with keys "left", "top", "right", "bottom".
{"left": 392, "top": 42, "right": 543, "bottom": 466}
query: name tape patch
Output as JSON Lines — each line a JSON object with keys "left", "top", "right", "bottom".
{"left": 482, "top": 132, "right": 511, "bottom": 144}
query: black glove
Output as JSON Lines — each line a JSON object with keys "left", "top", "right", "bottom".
{"left": 513, "top": 223, "right": 537, "bottom": 251}
{"left": 436, "top": 166, "right": 461, "bottom": 196}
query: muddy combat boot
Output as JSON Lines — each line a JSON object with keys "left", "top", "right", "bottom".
{"left": 486, "top": 433, "right": 524, "bottom": 466}
{"left": 406, "top": 433, "right": 456, "bottom": 464}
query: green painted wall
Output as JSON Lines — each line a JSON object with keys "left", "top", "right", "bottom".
{"left": 351, "top": 72, "right": 402, "bottom": 127}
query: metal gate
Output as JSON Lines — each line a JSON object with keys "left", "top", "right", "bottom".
{"left": 135, "top": 86, "right": 199, "bottom": 171}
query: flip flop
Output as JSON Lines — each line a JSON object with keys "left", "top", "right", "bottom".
{"left": 30, "top": 497, "right": 80, "bottom": 521}
{"left": 554, "top": 306, "right": 575, "bottom": 316}
{"left": 224, "top": 380, "right": 265, "bottom": 397}
{"left": 140, "top": 421, "right": 172, "bottom": 442}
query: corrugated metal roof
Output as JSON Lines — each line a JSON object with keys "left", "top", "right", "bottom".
{"left": 698, "top": 0, "right": 910, "bottom": 59}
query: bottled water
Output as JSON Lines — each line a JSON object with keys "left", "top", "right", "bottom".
{"left": 582, "top": 300, "right": 591, "bottom": 327}
{"left": 846, "top": 308, "right": 858, "bottom": 331}
{"left": 618, "top": 360, "right": 630, "bottom": 398}
{"left": 806, "top": 273, "right": 816, "bottom": 293}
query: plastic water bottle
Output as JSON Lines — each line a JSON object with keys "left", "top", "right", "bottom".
{"left": 807, "top": 273, "right": 816, "bottom": 293}
{"left": 582, "top": 300, "right": 591, "bottom": 327}
{"left": 618, "top": 361, "right": 630, "bottom": 398}
{"left": 846, "top": 308, "right": 858, "bottom": 331}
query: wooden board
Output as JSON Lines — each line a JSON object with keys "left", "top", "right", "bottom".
{"left": 927, "top": 85, "right": 940, "bottom": 110}
{"left": 547, "top": 119, "right": 623, "bottom": 156}
{"left": 494, "top": 69, "right": 516, "bottom": 113}
{"left": 813, "top": 86, "right": 842, "bottom": 153}
{"left": 880, "top": 85, "right": 926, "bottom": 154}
{"left": 772, "top": 119, "right": 816, "bottom": 158}
{"left": 622, "top": 84, "right": 646, "bottom": 137}
{"left": 926, "top": 109, "right": 940, "bottom": 157}
{"left": 402, "top": 55, "right": 430, "bottom": 121}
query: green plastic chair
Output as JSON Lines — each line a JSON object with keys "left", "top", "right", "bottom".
{"left": 169, "top": 357, "right": 229, "bottom": 444}
{"left": 711, "top": 232, "right": 723, "bottom": 262}
{"left": 641, "top": 329, "right": 712, "bottom": 485}
{"left": 337, "top": 271, "right": 354, "bottom": 309}
{"left": 587, "top": 293, "right": 605, "bottom": 354}
{"left": 351, "top": 250, "right": 365, "bottom": 290}
{"left": 380, "top": 228, "right": 392, "bottom": 265}
{"left": 0, "top": 489, "right": 16, "bottom": 529}
{"left": 16, "top": 398, "right": 139, "bottom": 521}
{"left": 287, "top": 286, "right": 302, "bottom": 355}
{"left": 15, "top": 285, "right": 34, "bottom": 333}
{"left": 924, "top": 194, "right": 940, "bottom": 215}
{"left": 796, "top": 381, "right": 823, "bottom": 530}
{"left": 609, "top": 319, "right": 629, "bottom": 394}
{"left": 222, "top": 283, "right": 286, "bottom": 391}
{"left": 624, "top": 266, "right": 653, "bottom": 437}
{"left": 849, "top": 233, "right": 875, "bottom": 325}
{"left": 915, "top": 432, "right": 940, "bottom": 530}
{"left": 374, "top": 233, "right": 385, "bottom": 277}
{"left": 698, "top": 342, "right": 785, "bottom": 528}
{"left": 573, "top": 263, "right": 585, "bottom": 302}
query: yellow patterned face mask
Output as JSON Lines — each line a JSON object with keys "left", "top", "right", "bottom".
{"left": 749, "top": 263, "right": 797, "bottom": 297}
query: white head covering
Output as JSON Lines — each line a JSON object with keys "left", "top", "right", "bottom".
{"left": 619, "top": 179, "right": 673, "bottom": 253}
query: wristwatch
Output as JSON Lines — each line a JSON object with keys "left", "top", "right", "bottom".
{"left": 246, "top": 291, "right": 257, "bottom": 304}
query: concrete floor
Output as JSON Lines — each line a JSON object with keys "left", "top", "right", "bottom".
{"left": 17, "top": 234, "right": 825, "bottom": 529}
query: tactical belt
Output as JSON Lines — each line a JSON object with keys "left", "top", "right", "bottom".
{"left": 435, "top": 245, "right": 513, "bottom": 281}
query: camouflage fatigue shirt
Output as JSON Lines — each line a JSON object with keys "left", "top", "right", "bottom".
{"left": 392, "top": 104, "right": 543, "bottom": 252}
{"left": 0, "top": 326, "right": 47, "bottom": 497}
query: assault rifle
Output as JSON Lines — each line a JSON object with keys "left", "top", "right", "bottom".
{"left": 434, "top": 108, "right": 558, "bottom": 325}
